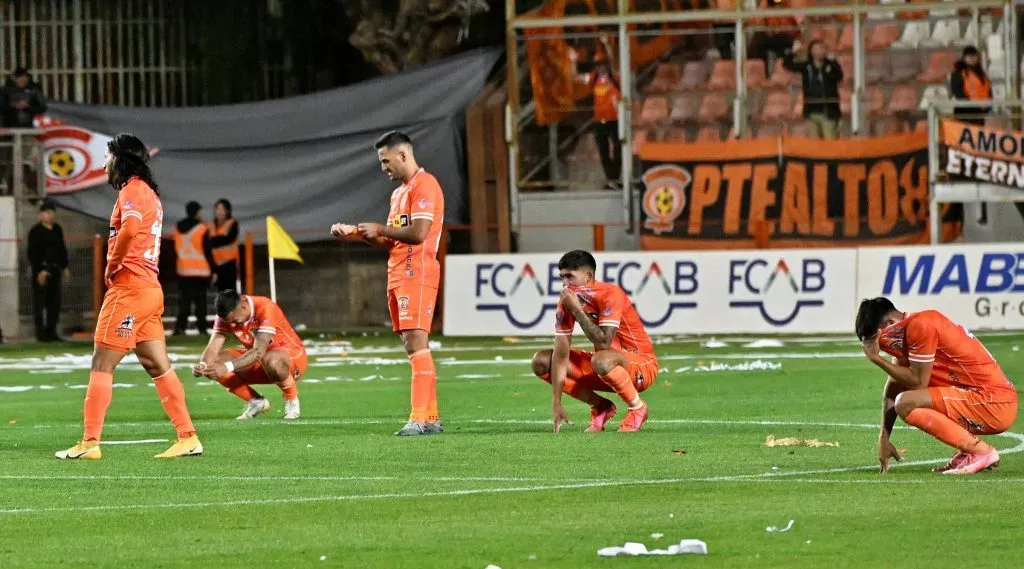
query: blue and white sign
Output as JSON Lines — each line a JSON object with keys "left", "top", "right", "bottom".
{"left": 858, "top": 244, "right": 1024, "bottom": 330}
{"left": 444, "top": 249, "right": 856, "bottom": 336}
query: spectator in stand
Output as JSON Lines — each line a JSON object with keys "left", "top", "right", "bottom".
{"left": 208, "top": 198, "right": 240, "bottom": 292}
{"left": 950, "top": 45, "right": 992, "bottom": 224}
{"left": 172, "top": 201, "right": 215, "bottom": 336}
{"left": 0, "top": 67, "right": 46, "bottom": 128}
{"left": 784, "top": 39, "right": 843, "bottom": 139}
{"left": 0, "top": 67, "right": 46, "bottom": 195}
{"left": 590, "top": 60, "right": 622, "bottom": 188}
{"left": 27, "top": 201, "right": 68, "bottom": 342}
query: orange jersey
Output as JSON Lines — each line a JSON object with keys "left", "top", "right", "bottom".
{"left": 555, "top": 281, "right": 655, "bottom": 356}
{"left": 879, "top": 310, "right": 1015, "bottom": 396}
{"left": 386, "top": 168, "right": 444, "bottom": 289}
{"left": 591, "top": 75, "right": 620, "bottom": 122}
{"left": 213, "top": 295, "right": 306, "bottom": 359}
{"left": 107, "top": 177, "right": 162, "bottom": 288}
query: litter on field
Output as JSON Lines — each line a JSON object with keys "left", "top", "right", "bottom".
{"left": 764, "top": 435, "right": 840, "bottom": 448}
{"left": 597, "top": 539, "right": 707, "bottom": 557}
{"left": 766, "top": 520, "right": 795, "bottom": 533}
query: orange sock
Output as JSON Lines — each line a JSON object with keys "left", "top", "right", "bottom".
{"left": 153, "top": 368, "right": 197, "bottom": 439}
{"left": 600, "top": 366, "right": 642, "bottom": 409}
{"left": 539, "top": 373, "right": 606, "bottom": 407}
{"left": 276, "top": 377, "right": 298, "bottom": 401}
{"left": 83, "top": 371, "right": 113, "bottom": 441}
{"left": 219, "top": 374, "right": 260, "bottom": 401}
{"left": 905, "top": 408, "right": 992, "bottom": 454}
{"left": 409, "top": 349, "right": 435, "bottom": 423}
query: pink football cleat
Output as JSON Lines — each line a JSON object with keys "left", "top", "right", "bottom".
{"left": 933, "top": 451, "right": 968, "bottom": 473}
{"left": 617, "top": 403, "right": 649, "bottom": 432}
{"left": 585, "top": 401, "right": 617, "bottom": 433}
{"left": 944, "top": 448, "right": 1000, "bottom": 476}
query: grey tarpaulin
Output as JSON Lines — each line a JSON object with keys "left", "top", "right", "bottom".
{"left": 48, "top": 47, "right": 501, "bottom": 243}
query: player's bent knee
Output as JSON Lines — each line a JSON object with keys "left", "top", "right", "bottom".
{"left": 894, "top": 392, "right": 926, "bottom": 418}
{"left": 263, "top": 353, "right": 291, "bottom": 381}
{"left": 590, "top": 351, "right": 620, "bottom": 376}
{"left": 531, "top": 350, "right": 552, "bottom": 378}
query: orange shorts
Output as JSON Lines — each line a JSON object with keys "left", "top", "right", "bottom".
{"left": 387, "top": 285, "right": 437, "bottom": 333}
{"left": 225, "top": 347, "right": 308, "bottom": 384}
{"left": 929, "top": 386, "right": 1018, "bottom": 435}
{"left": 94, "top": 282, "right": 165, "bottom": 352}
{"left": 566, "top": 349, "right": 659, "bottom": 393}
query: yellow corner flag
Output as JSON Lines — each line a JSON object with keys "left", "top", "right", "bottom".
{"left": 266, "top": 216, "right": 303, "bottom": 263}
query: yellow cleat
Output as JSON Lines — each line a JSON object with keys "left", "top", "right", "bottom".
{"left": 55, "top": 441, "right": 102, "bottom": 460}
{"left": 154, "top": 436, "right": 203, "bottom": 459}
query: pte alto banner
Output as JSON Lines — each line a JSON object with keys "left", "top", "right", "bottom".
{"left": 634, "top": 133, "right": 949, "bottom": 250}
{"left": 443, "top": 249, "right": 857, "bottom": 336}
{"left": 940, "top": 119, "right": 1024, "bottom": 189}
{"left": 857, "top": 244, "right": 1024, "bottom": 331}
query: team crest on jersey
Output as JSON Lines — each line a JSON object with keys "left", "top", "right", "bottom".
{"left": 398, "top": 296, "right": 409, "bottom": 311}
{"left": 641, "top": 165, "right": 691, "bottom": 235}
{"left": 115, "top": 314, "right": 135, "bottom": 338}
{"left": 417, "top": 198, "right": 428, "bottom": 209}
{"left": 880, "top": 327, "right": 904, "bottom": 351}
{"left": 636, "top": 370, "right": 645, "bottom": 387}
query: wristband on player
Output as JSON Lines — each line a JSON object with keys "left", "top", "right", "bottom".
{"left": 225, "top": 361, "right": 235, "bottom": 373}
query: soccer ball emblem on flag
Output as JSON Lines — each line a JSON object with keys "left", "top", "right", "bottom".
{"left": 640, "top": 165, "right": 691, "bottom": 235}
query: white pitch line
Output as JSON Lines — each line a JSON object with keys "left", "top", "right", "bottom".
{"left": 0, "top": 474, "right": 578, "bottom": 483}
{"left": 3, "top": 422, "right": 1022, "bottom": 516}
{"left": 100, "top": 439, "right": 167, "bottom": 446}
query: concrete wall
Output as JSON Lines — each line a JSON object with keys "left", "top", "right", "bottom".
{"left": 517, "top": 191, "right": 639, "bottom": 253}
{"left": 962, "top": 203, "right": 1024, "bottom": 243}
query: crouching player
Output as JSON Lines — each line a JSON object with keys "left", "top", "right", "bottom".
{"left": 193, "top": 290, "right": 307, "bottom": 420}
{"left": 532, "top": 250, "right": 658, "bottom": 433}
{"left": 857, "top": 297, "right": 1018, "bottom": 475}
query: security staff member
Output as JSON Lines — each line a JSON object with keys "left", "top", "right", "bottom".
{"left": 27, "top": 200, "right": 68, "bottom": 342}
{"left": 172, "top": 201, "right": 215, "bottom": 335}
{"left": 209, "top": 198, "right": 239, "bottom": 292}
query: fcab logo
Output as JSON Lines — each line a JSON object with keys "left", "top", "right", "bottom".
{"left": 473, "top": 258, "right": 699, "bottom": 330}
{"left": 728, "top": 257, "right": 826, "bottom": 326}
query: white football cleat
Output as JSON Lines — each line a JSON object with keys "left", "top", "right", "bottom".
{"left": 283, "top": 398, "right": 301, "bottom": 420}
{"left": 236, "top": 397, "right": 270, "bottom": 420}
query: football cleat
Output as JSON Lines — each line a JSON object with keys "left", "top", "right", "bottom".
{"left": 154, "top": 436, "right": 203, "bottom": 458}
{"left": 55, "top": 441, "right": 101, "bottom": 460}
{"left": 585, "top": 400, "right": 617, "bottom": 433}
{"left": 617, "top": 403, "right": 649, "bottom": 433}
{"left": 237, "top": 397, "right": 270, "bottom": 420}
{"left": 283, "top": 398, "right": 301, "bottom": 420}
{"left": 944, "top": 448, "right": 999, "bottom": 476}
{"left": 395, "top": 420, "right": 427, "bottom": 436}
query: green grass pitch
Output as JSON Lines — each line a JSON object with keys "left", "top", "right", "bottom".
{"left": 1, "top": 333, "right": 1023, "bottom": 568}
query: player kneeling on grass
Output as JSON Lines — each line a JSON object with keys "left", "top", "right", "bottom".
{"left": 532, "top": 250, "right": 659, "bottom": 433}
{"left": 856, "top": 297, "right": 1018, "bottom": 476}
{"left": 193, "top": 290, "right": 308, "bottom": 420}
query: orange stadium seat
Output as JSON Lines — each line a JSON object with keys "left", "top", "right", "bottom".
{"left": 638, "top": 96, "right": 669, "bottom": 126}
{"left": 760, "top": 91, "right": 794, "bottom": 122}
{"left": 888, "top": 85, "right": 918, "bottom": 113}
{"left": 916, "top": 50, "right": 957, "bottom": 82}
{"left": 837, "top": 54, "right": 854, "bottom": 85}
{"left": 810, "top": 26, "right": 840, "bottom": 51}
{"left": 889, "top": 51, "right": 921, "bottom": 82}
{"left": 707, "top": 60, "right": 737, "bottom": 90}
{"left": 788, "top": 120, "right": 812, "bottom": 138}
{"left": 670, "top": 95, "right": 701, "bottom": 122}
{"left": 865, "top": 87, "right": 886, "bottom": 115}
{"left": 698, "top": 92, "right": 730, "bottom": 122}
{"left": 838, "top": 25, "right": 856, "bottom": 52}
{"left": 840, "top": 87, "right": 852, "bottom": 115}
{"left": 744, "top": 59, "right": 767, "bottom": 88}
{"left": 663, "top": 127, "right": 687, "bottom": 142}
{"left": 755, "top": 122, "right": 782, "bottom": 140}
{"left": 768, "top": 59, "right": 798, "bottom": 89}
{"left": 648, "top": 63, "right": 681, "bottom": 93}
{"left": 873, "top": 117, "right": 905, "bottom": 136}
{"left": 696, "top": 125, "right": 722, "bottom": 142}
{"left": 865, "top": 53, "right": 890, "bottom": 84}
{"left": 868, "top": 23, "right": 902, "bottom": 51}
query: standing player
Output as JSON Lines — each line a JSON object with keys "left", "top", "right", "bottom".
{"left": 193, "top": 290, "right": 306, "bottom": 420}
{"left": 331, "top": 131, "right": 444, "bottom": 436}
{"left": 56, "top": 134, "right": 202, "bottom": 460}
{"left": 531, "top": 250, "right": 658, "bottom": 433}
{"left": 856, "top": 297, "right": 1018, "bottom": 476}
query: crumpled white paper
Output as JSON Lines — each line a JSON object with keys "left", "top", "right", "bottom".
{"left": 597, "top": 540, "right": 708, "bottom": 557}
{"left": 766, "top": 520, "right": 795, "bottom": 533}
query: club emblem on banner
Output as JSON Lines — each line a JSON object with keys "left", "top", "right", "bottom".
{"left": 641, "top": 165, "right": 690, "bottom": 234}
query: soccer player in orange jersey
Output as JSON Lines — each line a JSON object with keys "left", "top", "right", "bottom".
{"left": 857, "top": 297, "right": 1018, "bottom": 476}
{"left": 531, "top": 250, "right": 659, "bottom": 433}
{"left": 56, "top": 134, "right": 202, "bottom": 460}
{"left": 331, "top": 131, "right": 445, "bottom": 436}
{"left": 192, "top": 290, "right": 308, "bottom": 420}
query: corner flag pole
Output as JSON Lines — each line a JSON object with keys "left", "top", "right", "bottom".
{"left": 265, "top": 216, "right": 302, "bottom": 304}
{"left": 269, "top": 256, "right": 277, "bottom": 303}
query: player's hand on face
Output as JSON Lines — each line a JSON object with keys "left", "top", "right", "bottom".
{"left": 202, "top": 363, "right": 230, "bottom": 379}
{"left": 861, "top": 335, "right": 881, "bottom": 361}
{"left": 559, "top": 286, "right": 581, "bottom": 312}
{"left": 553, "top": 403, "right": 572, "bottom": 433}
{"left": 877, "top": 435, "right": 902, "bottom": 473}
{"left": 357, "top": 223, "right": 383, "bottom": 239}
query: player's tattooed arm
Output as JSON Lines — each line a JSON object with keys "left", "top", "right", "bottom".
{"left": 193, "top": 333, "right": 227, "bottom": 377}
{"left": 558, "top": 288, "right": 615, "bottom": 350}
{"left": 231, "top": 331, "right": 273, "bottom": 370}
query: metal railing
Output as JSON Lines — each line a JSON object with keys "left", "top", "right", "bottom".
{"left": 0, "top": 128, "right": 45, "bottom": 199}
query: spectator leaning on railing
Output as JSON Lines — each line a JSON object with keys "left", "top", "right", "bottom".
{"left": 784, "top": 39, "right": 843, "bottom": 140}
{"left": 950, "top": 45, "right": 991, "bottom": 127}
{"left": 0, "top": 67, "right": 46, "bottom": 128}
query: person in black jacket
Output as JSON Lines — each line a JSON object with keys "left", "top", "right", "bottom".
{"left": 27, "top": 201, "right": 68, "bottom": 342}
{"left": 208, "top": 198, "right": 240, "bottom": 292}
{"left": 0, "top": 67, "right": 46, "bottom": 128}
{"left": 784, "top": 40, "right": 843, "bottom": 139}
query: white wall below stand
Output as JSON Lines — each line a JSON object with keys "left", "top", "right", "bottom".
{"left": 517, "top": 191, "right": 639, "bottom": 253}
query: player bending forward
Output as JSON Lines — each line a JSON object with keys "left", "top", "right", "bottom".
{"left": 532, "top": 250, "right": 659, "bottom": 433}
{"left": 193, "top": 290, "right": 307, "bottom": 420}
{"left": 331, "top": 131, "right": 444, "bottom": 436}
{"left": 57, "top": 134, "right": 201, "bottom": 460}
{"left": 857, "top": 297, "right": 1018, "bottom": 475}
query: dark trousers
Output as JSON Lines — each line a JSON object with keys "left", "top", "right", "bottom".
{"left": 594, "top": 120, "right": 622, "bottom": 181}
{"left": 175, "top": 276, "right": 209, "bottom": 334}
{"left": 32, "top": 272, "right": 61, "bottom": 341}
{"left": 213, "top": 262, "right": 238, "bottom": 292}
